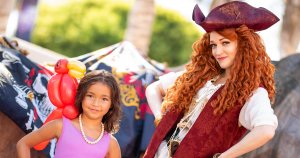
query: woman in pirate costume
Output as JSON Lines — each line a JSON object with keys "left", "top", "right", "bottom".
{"left": 144, "top": 1, "right": 279, "bottom": 158}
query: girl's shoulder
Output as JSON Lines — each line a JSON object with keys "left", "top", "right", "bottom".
{"left": 53, "top": 117, "right": 79, "bottom": 138}
{"left": 108, "top": 134, "right": 119, "bottom": 148}
{"left": 68, "top": 117, "right": 79, "bottom": 124}
{"left": 51, "top": 118, "right": 64, "bottom": 136}
{"left": 106, "top": 134, "right": 121, "bottom": 158}
{"left": 39, "top": 118, "right": 63, "bottom": 139}
{"left": 46, "top": 118, "right": 63, "bottom": 128}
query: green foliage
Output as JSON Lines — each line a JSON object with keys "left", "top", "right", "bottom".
{"left": 150, "top": 7, "right": 201, "bottom": 66}
{"left": 32, "top": 0, "right": 201, "bottom": 66}
{"left": 32, "top": 0, "right": 129, "bottom": 57}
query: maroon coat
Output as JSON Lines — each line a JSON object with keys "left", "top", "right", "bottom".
{"left": 144, "top": 87, "right": 247, "bottom": 158}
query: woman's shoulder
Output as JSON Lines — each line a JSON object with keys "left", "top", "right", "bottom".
{"left": 244, "top": 87, "right": 270, "bottom": 106}
{"left": 252, "top": 87, "right": 269, "bottom": 98}
{"left": 159, "top": 70, "right": 184, "bottom": 80}
{"left": 242, "top": 87, "right": 272, "bottom": 112}
{"left": 240, "top": 87, "right": 277, "bottom": 130}
{"left": 158, "top": 71, "right": 185, "bottom": 91}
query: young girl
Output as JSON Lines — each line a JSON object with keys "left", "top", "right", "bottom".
{"left": 144, "top": 1, "right": 279, "bottom": 158}
{"left": 17, "top": 70, "right": 122, "bottom": 158}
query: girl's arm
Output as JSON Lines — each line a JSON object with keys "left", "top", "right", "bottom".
{"left": 145, "top": 80, "right": 165, "bottom": 119}
{"left": 218, "top": 125, "right": 275, "bottom": 158}
{"left": 105, "top": 135, "right": 121, "bottom": 158}
{"left": 17, "top": 119, "right": 62, "bottom": 158}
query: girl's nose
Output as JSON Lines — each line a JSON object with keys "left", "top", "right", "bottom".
{"left": 92, "top": 99, "right": 101, "bottom": 106}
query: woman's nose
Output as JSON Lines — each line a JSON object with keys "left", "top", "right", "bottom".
{"left": 214, "top": 45, "right": 222, "bottom": 55}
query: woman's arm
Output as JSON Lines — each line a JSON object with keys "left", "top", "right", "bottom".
{"left": 218, "top": 88, "right": 278, "bottom": 157}
{"left": 145, "top": 80, "right": 165, "bottom": 119}
{"left": 219, "top": 125, "right": 275, "bottom": 158}
{"left": 17, "top": 119, "right": 62, "bottom": 158}
{"left": 106, "top": 135, "right": 121, "bottom": 158}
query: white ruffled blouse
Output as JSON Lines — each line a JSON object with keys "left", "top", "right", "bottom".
{"left": 154, "top": 72, "right": 278, "bottom": 158}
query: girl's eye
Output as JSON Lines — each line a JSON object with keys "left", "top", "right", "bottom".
{"left": 102, "top": 98, "right": 109, "bottom": 101}
{"left": 86, "top": 94, "right": 93, "bottom": 98}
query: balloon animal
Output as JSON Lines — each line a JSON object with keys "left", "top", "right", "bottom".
{"left": 34, "top": 59, "right": 86, "bottom": 150}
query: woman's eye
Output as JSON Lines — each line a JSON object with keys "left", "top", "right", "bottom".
{"left": 222, "top": 41, "right": 230, "bottom": 45}
{"left": 210, "top": 44, "right": 216, "bottom": 49}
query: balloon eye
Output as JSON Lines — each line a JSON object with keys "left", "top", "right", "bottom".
{"left": 55, "top": 62, "right": 60, "bottom": 68}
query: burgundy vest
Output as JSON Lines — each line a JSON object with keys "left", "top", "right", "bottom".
{"left": 144, "top": 87, "right": 247, "bottom": 158}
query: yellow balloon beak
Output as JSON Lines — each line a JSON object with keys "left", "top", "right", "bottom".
{"left": 67, "top": 60, "right": 86, "bottom": 79}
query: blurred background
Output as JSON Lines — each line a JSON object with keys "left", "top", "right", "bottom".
{"left": 1, "top": 0, "right": 299, "bottom": 66}
{"left": 0, "top": 0, "right": 299, "bottom": 158}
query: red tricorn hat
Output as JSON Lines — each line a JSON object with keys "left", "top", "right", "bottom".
{"left": 192, "top": 1, "right": 280, "bottom": 32}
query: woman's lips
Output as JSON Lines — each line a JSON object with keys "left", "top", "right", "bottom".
{"left": 217, "top": 57, "right": 227, "bottom": 61}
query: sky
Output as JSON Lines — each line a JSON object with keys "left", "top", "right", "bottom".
{"left": 155, "top": 0, "right": 286, "bottom": 61}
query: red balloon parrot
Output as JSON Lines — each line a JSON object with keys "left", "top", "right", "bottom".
{"left": 34, "top": 59, "right": 86, "bottom": 150}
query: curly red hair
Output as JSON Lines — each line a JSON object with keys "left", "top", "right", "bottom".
{"left": 162, "top": 25, "right": 275, "bottom": 115}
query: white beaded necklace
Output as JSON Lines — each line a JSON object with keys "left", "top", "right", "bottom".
{"left": 79, "top": 114, "right": 104, "bottom": 145}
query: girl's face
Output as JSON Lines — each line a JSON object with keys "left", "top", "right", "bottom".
{"left": 209, "top": 31, "right": 238, "bottom": 71}
{"left": 81, "top": 82, "right": 112, "bottom": 120}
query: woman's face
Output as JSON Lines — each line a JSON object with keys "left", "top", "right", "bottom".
{"left": 81, "top": 82, "right": 112, "bottom": 120}
{"left": 209, "top": 31, "right": 238, "bottom": 71}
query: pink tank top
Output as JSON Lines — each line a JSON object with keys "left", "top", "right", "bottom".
{"left": 54, "top": 117, "right": 110, "bottom": 158}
